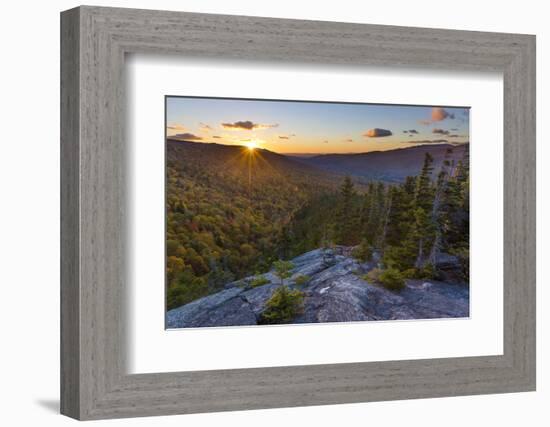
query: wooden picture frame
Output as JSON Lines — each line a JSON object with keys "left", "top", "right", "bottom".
{"left": 60, "top": 5, "right": 536, "bottom": 420}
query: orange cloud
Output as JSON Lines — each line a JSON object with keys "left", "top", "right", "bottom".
{"left": 418, "top": 108, "right": 456, "bottom": 126}
{"left": 167, "top": 123, "right": 186, "bottom": 131}
{"left": 431, "top": 107, "right": 455, "bottom": 121}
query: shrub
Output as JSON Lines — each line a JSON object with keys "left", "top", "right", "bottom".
{"left": 363, "top": 268, "right": 383, "bottom": 283}
{"left": 383, "top": 245, "right": 416, "bottom": 272}
{"left": 272, "top": 260, "right": 294, "bottom": 286}
{"left": 362, "top": 268, "right": 405, "bottom": 292}
{"left": 402, "top": 265, "right": 436, "bottom": 280}
{"left": 259, "top": 286, "right": 304, "bottom": 324}
{"left": 250, "top": 276, "right": 270, "bottom": 288}
{"left": 166, "top": 271, "right": 209, "bottom": 310}
{"left": 352, "top": 240, "right": 373, "bottom": 262}
{"left": 378, "top": 268, "right": 406, "bottom": 291}
{"left": 235, "top": 280, "right": 248, "bottom": 289}
{"left": 419, "top": 264, "right": 436, "bottom": 280}
{"left": 450, "top": 247, "right": 470, "bottom": 281}
{"left": 401, "top": 268, "right": 418, "bottom": 279}
{"left": 293, "top": 275, "right": 310, "bottom": 287}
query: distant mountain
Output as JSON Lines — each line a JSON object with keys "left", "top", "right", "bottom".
{"left": 283, "top": 153, "right": 325, "bottom": 158}
{"left": 298, "top": 143, "right": 469, "bottom": 183}
{"left": 167, "top": 139, "right": 468, "bottom": 186}
{"left": 166, "top": 139, "right": 341, "bottom": 189}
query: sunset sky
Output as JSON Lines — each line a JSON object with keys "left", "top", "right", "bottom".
{"left": 166, "top": 96, "right": 470, "bottom": 154}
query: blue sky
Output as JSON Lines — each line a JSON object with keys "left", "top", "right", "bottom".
{"left": 166, "top": 96, "right": 470, "bottom": 154}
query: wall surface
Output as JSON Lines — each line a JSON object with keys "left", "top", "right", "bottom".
{"left": 0, "top": 0, "right": 547, "bottom": 425}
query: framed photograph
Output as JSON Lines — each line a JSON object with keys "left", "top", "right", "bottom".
{"left": 164, "top": 97, "right": 471, "bottom": 329}
{"left": 61, "top": 6, "right": 536, "bottom": 420}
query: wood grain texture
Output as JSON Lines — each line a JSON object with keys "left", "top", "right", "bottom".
{"left": 60, "top": 7, "right": 80, "bottom": 419}
{"left": 60, "top": 6, "right": 536, "bottom": 420}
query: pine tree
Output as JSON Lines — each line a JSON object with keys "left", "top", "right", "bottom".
{"left": 440, "top": 149, "right": 469, "bottom": 250}
{"left": 376, "top": 186, "right": 393, "bottom": 255}
{"left": 372, "top": 182, "right": 386, "bottom": 245}
{"left": 427, "top": 148, "right": 453, "bottom": 266}
{"left": 273, "top": 260, "right": 294, "bottom": 286}
{"left": 336, "top": 176, "right": 359, "bottom": 245}
{"left": 415, "top": 152, "right": 435, "bottom": 210}
{"left": 385, "top": 177, "right": 415, "bottom": 248}
{"left": 439, "top": 147, "right": 470, "bottom": 279}
{"left": 412, "top": 152, "right": 435, "bottom": 268}
{"left": 360, "top": 182, "right": 375, "bottom": 243}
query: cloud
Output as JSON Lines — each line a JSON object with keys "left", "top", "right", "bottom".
{"left": 171, "top": 133, "right": 203, "bottom": 141}
{"left": 431, "top": 107, "right": 455, "bottom": 121}
{"left": 212, "top": 135, "right": 222, "bottom": 139}
{"left": 167, "top": 123, "right": 186, "bottom": 131}
{"left": 418, "top": 107, "right": 456, "bottom": 126}
{"left": 278, "top": 135, "right": 290, "bottom": 139}
{"left": 433, "top": 128, "right": 450, "bottom": 135}
{"left": 323, "top": 140, "right": 329, "bottom": 144}
{"left": 364, "top": 128, "right": 393, "bottom": 138}
{"left": 221, "top": 120, "right": 278, "bottom": 130}
{"left": 344, "top": 138, "right": 353, "bottom": 142}
{"left": 403, "top": 129, "right": 419, "bottom": 135}
{"left": 403, "top": 139, "right": 449, "bottom": 144}
{"left": 199, "top": 122, "right": 213, "bottom": 132}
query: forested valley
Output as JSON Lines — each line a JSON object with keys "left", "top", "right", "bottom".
{"left": 166, "top": 139, "right": 469, "bottom": 311}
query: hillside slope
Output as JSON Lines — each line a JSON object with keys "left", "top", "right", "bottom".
{"left": 298, "top": 143, "right": 469, "bottom": 183}
{"left": 165, "top": 139, "right": 342, "bottom": 310}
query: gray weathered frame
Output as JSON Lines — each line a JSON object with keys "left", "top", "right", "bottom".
{"left": 60, "top": 5, "right": 536, "bottom": 420}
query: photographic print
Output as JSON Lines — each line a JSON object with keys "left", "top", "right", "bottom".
{"left": 165, "top": 97, "right": 470, "bottom": 329}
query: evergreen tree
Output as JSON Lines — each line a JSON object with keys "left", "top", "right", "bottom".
{"left": 411, "top": 152, "right": 435, "bottom": 268}
{"left": 415, "top": 152, "right": 435, "bottom": 211}
{"left": 371, "top": 182, "right": 386, "bottom": 245}
{"left": 273, "top": 260, "right": 294, "bottom": 286}
{"left": 427, "top": 148, "right": 453, "bottom": 266}
{"left": 439, "top": 147, "right": 470, "bottom": 279}
{"left": 376, "top": 186, "right": 393, "bottom": 254}
{"left": 360, "top": 182, "right": 375, "bottom": 243}
{"left": 336, "top": 176, "right": 359, "bottom": 245}
{"left": 385, "top": 178, "right": 415, "bottom": 248}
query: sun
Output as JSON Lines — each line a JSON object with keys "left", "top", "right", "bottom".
{"left": 245, "top": 140, "right": 258, "bottom": 151}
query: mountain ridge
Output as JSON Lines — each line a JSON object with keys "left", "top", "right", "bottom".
{"left": 168, "top": 139, "right": 468, "bottom": 184}
{"left": 168, "top": 138, "right": 467, "bottom": 158}
{"left": 298, "top": 143, "right": 469, "bottom": 183}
